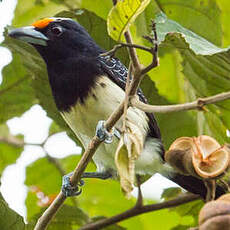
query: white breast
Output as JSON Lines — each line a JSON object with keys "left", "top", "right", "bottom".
{"left": 61, "top": 76, "right": 164, "bottom": 175}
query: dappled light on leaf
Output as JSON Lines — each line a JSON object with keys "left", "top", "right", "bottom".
{"left": 108, "top": 0, "right": 150, "bottom": 41}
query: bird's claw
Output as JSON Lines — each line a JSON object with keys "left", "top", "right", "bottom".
{"left": 96, "top": 120, "right": 114, "bottom": 144}
{"left": 62, "top": 172, "right": 84, "bottom": 197}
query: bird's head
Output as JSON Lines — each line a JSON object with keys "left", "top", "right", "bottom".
{"left": 8, "top": 17, "right": 102, "bottom": 64}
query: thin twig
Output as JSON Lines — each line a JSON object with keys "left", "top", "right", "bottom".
{"left": 140, "top": 21, "right": 159, "bottom": 75}
{"left": 130, "top": 91, "right": 230, "bottom": 113}
{"left": 122, "top": 63, "right": 132, "bottom": 132}
{"left": 124, "top": 30, "right": 141, "bottom": 72}
{"left": 101, "top": 43, "right": 152, "bottom": 58}
{"left": 0, "top": 136, "right": 24, "bottom": 147}
{"left": 79, "top": 193, "right": 200, "bottom": 230}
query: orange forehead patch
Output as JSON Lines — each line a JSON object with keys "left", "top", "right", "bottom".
{"left": 32, "top": 18, "right": 54, "bottom": 29}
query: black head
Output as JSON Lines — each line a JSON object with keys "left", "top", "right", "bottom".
{"left": 8, "top": 17, "right": 102, "bottom": 64}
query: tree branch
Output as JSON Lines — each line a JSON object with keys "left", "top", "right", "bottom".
{"left": 79, "top": 193, "right": 200, "bottom": 230}
{"left": 130, "top": 91, "right": 230, "bottom": 113}
{"left": 0, "top": 135, "right": 24, "bottom": 147}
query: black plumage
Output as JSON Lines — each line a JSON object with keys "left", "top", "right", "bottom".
{"left": 8, "top": 17, "right": 226, "bottom": 199}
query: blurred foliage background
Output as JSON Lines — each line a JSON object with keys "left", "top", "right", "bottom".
{"left": 1, "top": 0, "right": 230, "bottom": 229}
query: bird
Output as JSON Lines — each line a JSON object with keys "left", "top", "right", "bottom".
{"left": 8, "top": 17, "right": 225, "bottom": 199}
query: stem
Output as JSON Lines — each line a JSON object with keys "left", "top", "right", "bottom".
{"left": 130, "top": 91, "right": 230, "bottom": 113}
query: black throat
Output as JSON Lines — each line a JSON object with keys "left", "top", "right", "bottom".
{"left": 46, "top": 55, "right": 103, "bottom": 112}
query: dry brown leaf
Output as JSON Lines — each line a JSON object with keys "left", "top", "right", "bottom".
{"left": 115, "top": 130, "right": 143, "bottom": 197}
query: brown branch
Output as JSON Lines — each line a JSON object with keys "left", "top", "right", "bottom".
{"left": 140, "top": 21, "right": 159, "bottom": 75}
{"left": 124, "top": 30, "right": 141, "bottom": 72}
{"left": 80, "top": 193, "right": 200, "bottom": 230}
{"left": 130, "top": 91, "right": 230, "bottom": 113}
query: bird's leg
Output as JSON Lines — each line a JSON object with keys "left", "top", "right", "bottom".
{"left": 96, "top": 120, "right": 120, "bottom": 144}
{"left": 62, "top": 171, "right": 112, "bottom": 197}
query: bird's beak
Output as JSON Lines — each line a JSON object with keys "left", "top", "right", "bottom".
{"left": 8, "top": 26, "right": 49, "bottom": 46}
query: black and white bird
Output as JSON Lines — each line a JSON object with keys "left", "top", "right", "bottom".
{"left": 8, "top": 17, "right": 225, "bottom": 198}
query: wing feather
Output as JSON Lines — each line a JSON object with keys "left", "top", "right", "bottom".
{"left": 98, "top": 55, "right": 164, "bottom": 157}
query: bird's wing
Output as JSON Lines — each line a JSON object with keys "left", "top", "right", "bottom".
{"left": 98, "top": 55, "right": 163, "bottom": 151}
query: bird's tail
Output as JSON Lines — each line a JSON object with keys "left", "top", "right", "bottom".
{"left": 167, "top": 172, "right": 226, "bottom": 199}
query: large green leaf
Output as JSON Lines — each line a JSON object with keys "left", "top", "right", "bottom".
{"left": 0, "top": 51, "right": 35, "bottom": 124}
{"left": 134, "top": 0, "right": 222, "bottom": 103}
{"left": 140, "top": 76, "right": 197, "bottom": 148}
{"left": 155, "top": 13, "right": 230, "bottom": 143}
{"left": 0, "top": 192, "right": 26, "bottom": 230}
{"left": 107, "top": 0, "right": 150, "bottom": 41}
{"left": 137, "top": 0, "right": 222, "bottom": 46}
{"left": 216, "top": 1, "right": 230, "bottom": 47}
{"left": 155, "top": 0, "right": 222, "bottom": 46}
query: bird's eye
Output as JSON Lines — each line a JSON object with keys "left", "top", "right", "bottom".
{"left": 51, "top": 27, "right": 63, "bottom": 36}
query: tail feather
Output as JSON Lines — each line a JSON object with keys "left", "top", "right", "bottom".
{"left": 168, "top": 173, "right": 226, "bottom": 199}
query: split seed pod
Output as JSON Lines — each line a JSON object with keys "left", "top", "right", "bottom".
{"left": 165, "top": 137, "right": 197, "bottom": 176}
{"left": 165, "top": 135, "right": 230, "bottom": 179}
{"left": 199, "top": 194, "right": 230, "bottom": 230}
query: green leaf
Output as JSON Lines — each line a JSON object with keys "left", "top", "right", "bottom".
{"left": 155, "top": 0, "right": 222, "bottom": 46}
{"left": 156, "top": 13, "right": 230, "bottom": 143}
{"left": 161, "top": 187, "right": 182, "bottom": 200}
{"left": 218, "top": 1, "right": 230, "bottom": 47}
{"left": 0, "top": 125, "right": 24, "bottom": 174}
{"left": 81, "top": 0, "right": 112, "bottom": 20}
{"left": 172, "top": 199, "right": 203, "bottom": 225}
{"left": 140, "top": 76, "right": 197, "bottom": 148}
{"left": 107, "top": 0, "right": 150, "bottom": 41}
{"left": 52, "top": 205, "right": 89, "bottom": 227}
{"left": 28, "top": 205, "right": 89, "bottom": 230}
{"left": 25, "top": 157, "right": 61, "bottom": 219}
{"left": 48, "top": 121, "right": 64, "bottom": 136}
{"left": 0, "top": 51, "right": 35, "bottom": 124}
{"left": 12, "top": 0, "right": 67, "bottom": 27}
{"left": 0, "top": 192, "right": 26, "bottom": 230}
{"left": 156, "top": 12, "right": 227, "bottom": 55}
